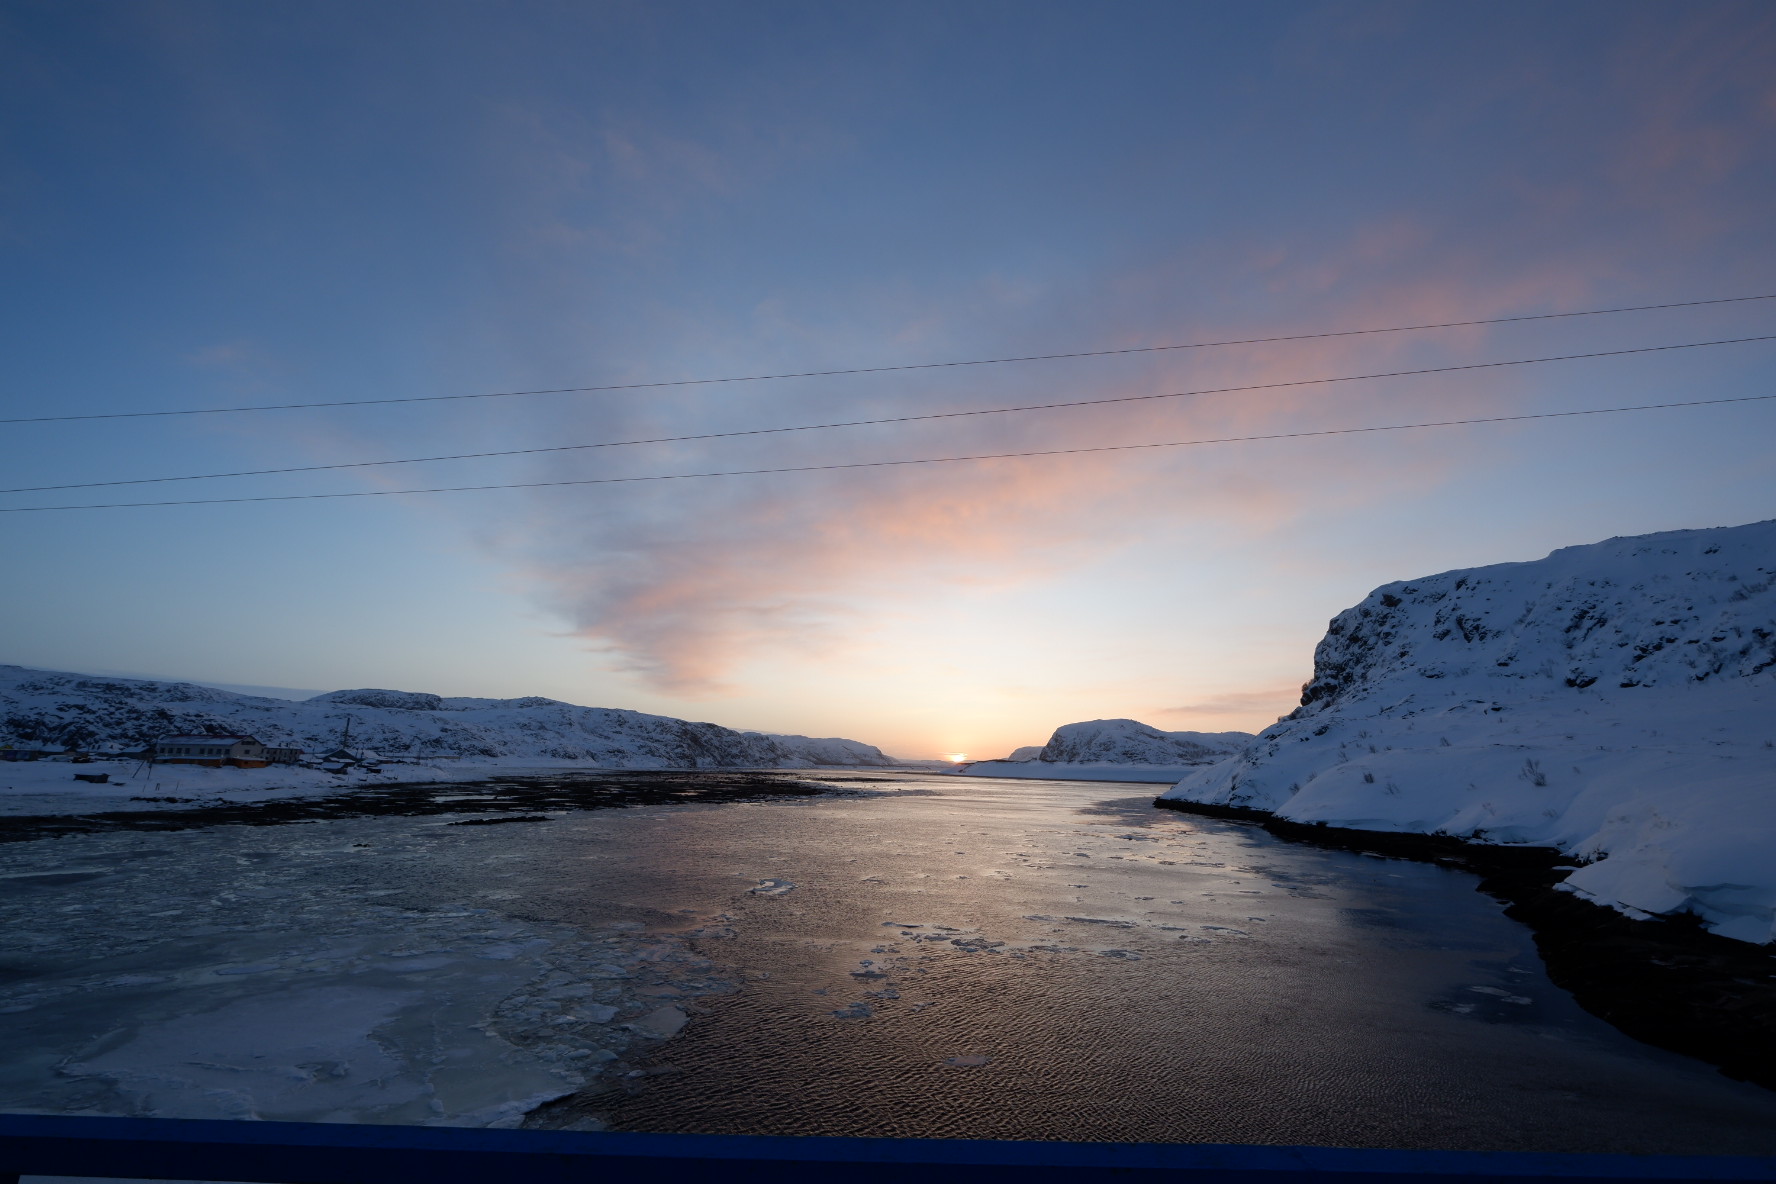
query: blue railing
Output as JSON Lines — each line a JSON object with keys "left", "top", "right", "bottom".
{"left": 4, "top": 1114, "right": 1776, "bottom": 1183}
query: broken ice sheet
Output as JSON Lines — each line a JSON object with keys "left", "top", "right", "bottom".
{"left": 0, "top": 817, "right": 727, "bottom": 1128}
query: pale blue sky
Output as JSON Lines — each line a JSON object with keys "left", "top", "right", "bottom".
{"left": 2, "top": 1, "right": 1773, "bottom": 758}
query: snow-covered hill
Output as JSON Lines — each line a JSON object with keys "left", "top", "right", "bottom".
{"left": 959, "top": 719, "right": 1253, "bottom": 782}
{"left": 1033, "top": 719, "right": 1253, "bottom": 764}
{"left": 1162, "top": 519, "right": 1776, "bottom": 944}
{"left": 0, "top": 666, "right": 898, "bottom": 768}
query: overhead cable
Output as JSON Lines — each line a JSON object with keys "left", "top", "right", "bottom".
{"left": 4, "top": 292, "right": 1773, "bottom": 425}
{"left": 4, "top": 391, "right": 1771, "bottom": 512}
{"left": 5, "top": 332, "right": 1772, "bottom": 494}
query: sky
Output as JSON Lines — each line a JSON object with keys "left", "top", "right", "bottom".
{"left": 1, "top": 0, "right": 1773, "bottom": 760}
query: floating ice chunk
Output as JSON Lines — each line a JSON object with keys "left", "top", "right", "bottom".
{"left": 830, "top": 1002, "right": 873, "bottom": 1020}
{"left": 385, "top": 956, "right": 456, "bottom": 973}
{"left": 944, "top": 1055, "right": 990, "bottom": 1067}
{"left": 630, "top": 1005, "right": 688, "bottom": 1037}
{"left": 750, "top": 879, "right": 796, "bottom": 896}
{"left": 66, "top": 985, "right": 426, "bottom": 1121}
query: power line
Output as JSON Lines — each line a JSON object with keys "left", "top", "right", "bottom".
{"left": 5, "top": 390, "right": 1770, "bottom": 512}
{"left": 5, "top": 292, "right": 1774, "bottom": 426}
{"left": 5, "top": 332, "right": 1772, "bottom": 495}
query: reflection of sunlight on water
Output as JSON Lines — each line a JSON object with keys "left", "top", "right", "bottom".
{"left": 8, "top": 774, "right": 1776, "bottom": 1152}
{"left": 588, "top": 777, "right": 1776, "bottom": 1153}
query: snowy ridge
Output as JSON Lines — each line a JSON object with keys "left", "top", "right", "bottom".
{"left": 1033, "top": 719, "right": 1252, "bottom": 764}
{"left": 744, "top": 732, "right": 893, "bottom": 766}
{"left": 0, "top": 666, "right": 897, "bottom": 768}
{"left": 1162, "top": 519, "right": 1776, "bottom": 944}
{"left": 958, "top": 718, "right": 1252, "bottom": 782}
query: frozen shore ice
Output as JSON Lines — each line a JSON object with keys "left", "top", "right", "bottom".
{"left": 0, "top": 815, "right": 733, "bottom": 1126}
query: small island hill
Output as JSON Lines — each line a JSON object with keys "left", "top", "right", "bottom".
{"left": 956, "top": 719, "right": 1254, "bottom": 783}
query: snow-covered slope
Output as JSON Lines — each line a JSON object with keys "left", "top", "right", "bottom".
{"left": 1162, "top": 519, "right": 1776, "bottom": 944}
{"left": 959, "top": 719, "right": 1252, "bottom": 782}
{"left": 0, "top": 667, "right": 898, "bottom": 768}
{"left": 1034, "top": 719, "right": 1253, "bottom": 764}
{"left": 744, "top": 732, "right": 895, "bottom": 767}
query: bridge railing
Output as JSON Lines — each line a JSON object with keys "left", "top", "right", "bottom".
{"left": 4, "top": 1113, "right": 1776, "bottom": 1183}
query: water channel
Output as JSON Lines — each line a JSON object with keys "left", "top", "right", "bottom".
{"left": 3, "top": 770, "right": 1775, "bottom": 1155}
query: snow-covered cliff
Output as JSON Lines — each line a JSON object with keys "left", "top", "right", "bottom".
{"left": 1162, "top": 519, "right": 1776, "bottom": 944}
{"left": 960, "top": 719, "right": 1252, "bottom": 782}
{"left": 0, "top": 667, "right": 898, "bottom": 768}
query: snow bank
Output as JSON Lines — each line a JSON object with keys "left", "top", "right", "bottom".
{"left": 957, "top": 718, "right": 1252, "bottom": 783}
{"left": 1162, "top": 519, "right": 1776, "bottom": 944}
{"left": 0, "top": 665, "right": 898, "bottom": 769}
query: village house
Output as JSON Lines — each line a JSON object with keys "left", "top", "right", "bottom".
{"left": 152, "top": 735, "right": 302, "bottom": 768}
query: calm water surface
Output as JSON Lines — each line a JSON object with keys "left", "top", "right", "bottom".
{"left": 5, "top": 770, "right": 1776, "bottom": 1154}
{"left": 523, "top": 773, "right": 1776, "bottom": 1152}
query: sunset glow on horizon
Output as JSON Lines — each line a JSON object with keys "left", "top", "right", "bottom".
{"left": 2, "top": 2, "right": 1773, "bottom": 759}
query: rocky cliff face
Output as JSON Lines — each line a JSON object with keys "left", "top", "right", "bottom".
{"left": 0, "top": 666, "right": 898, "bottom": 768}
{"left": 1163, "top": 519, "right": 1776, "bottom": 944}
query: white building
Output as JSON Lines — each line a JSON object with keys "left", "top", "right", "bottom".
{"left": 153, "top": 735, "right": 274, "bottom": 768}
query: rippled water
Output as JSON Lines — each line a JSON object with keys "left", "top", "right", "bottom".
{"left": 5, "top": 771, "right": 1776, "bottom": 1154}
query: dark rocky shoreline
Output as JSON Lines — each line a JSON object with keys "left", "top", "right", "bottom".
{"left": 1154, "top": 795, "right": 1776, "bottom": 1092}
{"left": 0, "top": 769, "right": 871, "bottom": 844}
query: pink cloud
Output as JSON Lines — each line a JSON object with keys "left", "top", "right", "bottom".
{"left": 1156, "top": 685, "right": 1304, "bottom": 730}
{"left": 478, "top": 8, "right": 1776, "bottom": 699}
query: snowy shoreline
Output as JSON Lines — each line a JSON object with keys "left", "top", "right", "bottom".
{"left": 1163, "top": 521, "right": 1776, "bottom": 948}
{"left": 1150, "top": 790, "right": 1776, "bottom": 1093}
{"left": 0, "top": 757, "right": 881, "bottom": 819}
